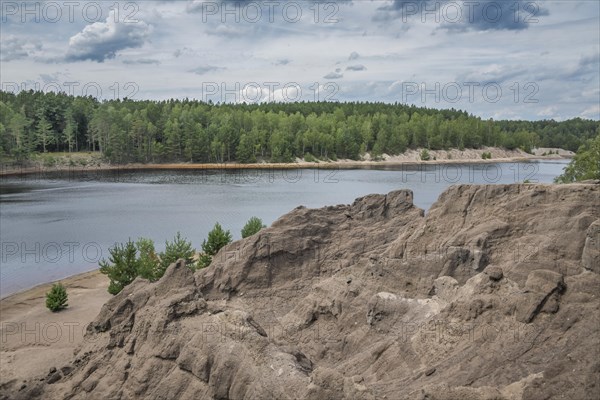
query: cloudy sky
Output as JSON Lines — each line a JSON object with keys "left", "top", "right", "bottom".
{"left": 1, "top": 0, "right": 598, "bottom": 120}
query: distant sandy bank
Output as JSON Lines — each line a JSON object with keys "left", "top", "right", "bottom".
{"left": 0, "top": 147, "right": 572, "bottom": 177}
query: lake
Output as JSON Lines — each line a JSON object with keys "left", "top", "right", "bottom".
{"left": 0, "top": 160, "right": 569, "bottom": 297}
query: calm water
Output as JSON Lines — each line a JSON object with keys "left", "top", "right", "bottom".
{"left": 0, "top": 160, "right": 569, "bottom": 297}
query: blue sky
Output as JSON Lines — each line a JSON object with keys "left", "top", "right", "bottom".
{"left": 1, "top": 0, "right": 599, "bottom": 120}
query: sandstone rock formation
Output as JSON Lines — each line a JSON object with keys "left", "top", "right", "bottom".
{"left": 3, "top": 183, "right": 599, "bottom": 400}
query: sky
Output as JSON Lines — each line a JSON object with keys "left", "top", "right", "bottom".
{"left": 1, "top": 0, "right": 599, "bottom": 121}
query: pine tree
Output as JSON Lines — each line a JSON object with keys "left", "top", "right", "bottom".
{"left": 157, "top": 232, "right": 195, "bottom": 277}
{"left": 241, "top": 217, "right": 266, "bottom": 238}
{"left": 36, "top": 113, "right": 54, "bottom": 153}
{"left": 99, "top": 239, "right": 139, "bottom": 295}
{"left": 46, "top": 283, "right": 68, "bottom": 312}
{"left": 63, "top": 112, "right": 78, "bottom": 153}
{"left": 236, "top": 134, "right": 256, "bottom": 163}
{"left": 198, "top": 223, "right": 232, "bottom": 268}
{"left": 136, "top": 238, "right": 159, "bottom": 281}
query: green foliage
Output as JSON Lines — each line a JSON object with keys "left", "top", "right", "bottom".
{"left": 136, "top": 238, "right": 159, "bottom": 281}
{"left": 481, "top": 152, "right": 492, "bottom": 159}
{"left": 198, "top": 223, "right": 232, "bottom": 269}
{"left": 157, "top": 232, "right": 195, "bottom": 277}
{"left": 555, "top": 134, "right": 600, "bottom": 183}
{"left": 99, "top": 239, "right": 140, "bottom": 295}
{"left": 236, "top": 134, "right": 256, "bottom": 163}
{"left": 241, "top": 217, "right": 266, "bottom": 238}
{"left": 197, "top": 253, "right": 213, "bottom": 269}
{"left": 420, "top": 149, "right": 431, "bottom": 161}
{"left": 45, "top": 283, "right": 68, "bottom": 312}
{"left": 0, "top": 90, "right": 598, "bottom": 166}
{"left": 99, "top": 234, "right": 196, "bottom": 294}
{"left": 304, "top": 152, "right": 318, "bottom": 163}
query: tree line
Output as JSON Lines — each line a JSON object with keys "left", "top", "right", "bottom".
{"left": 1, "top": 90, "right": 598, "bottom": 164}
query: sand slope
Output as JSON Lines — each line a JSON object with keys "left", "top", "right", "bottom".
{"left": 0, "top": 271, "right": 110, "bottom": 387}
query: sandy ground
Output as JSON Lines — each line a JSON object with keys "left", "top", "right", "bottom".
{"left": 0, "top": 147, "right": 571, "bottom": 177}
{"left": 0, "top": 270, "right": 110, "bottom": 386}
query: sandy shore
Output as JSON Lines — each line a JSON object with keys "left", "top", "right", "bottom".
{"left": 0, "top": 270, "right": 110, "bottom": 386}
{"left": 0, "top": 148, "right": 571, "bottom": 177}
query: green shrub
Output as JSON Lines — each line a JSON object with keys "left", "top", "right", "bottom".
{"left": 46, "top": 283, "right": 68, "bottom": 312}
{"left": 198, "top": 223, "right": 232, "bottom": 269}
{"left": 43, "top": 156, "right": 56, "bottom": 167}
{"left": 99, "top": 239, "right": 139, "bottom": 295}
{"left": 481, "top": 152, "right": 492, "bottom": 160}
{"left": 241, "top": 217, "right": 266, "bottom": 238}
{"left": 304, "top": 153, "right": 318, "bottom": 163}
{"left": 420, "top": 149, "right": 431, "bottom": 161}
{"left": 100, "top": 234, "right": 196, "bottom": 294}
{"left": 157, "top": 232, "right": 195, "bottom": 277}
{"left": 555, "top": 134, "right": 600, "bottom": 183}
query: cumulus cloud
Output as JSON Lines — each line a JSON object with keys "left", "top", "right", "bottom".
{"left": 346, "top": 64, "right": 367, "bottom": 71}
{"left": 65, "top": 10, "right": 151, "bottom": 62}
{"left": 0, "top": 35, "right": 42, "bottom": 61}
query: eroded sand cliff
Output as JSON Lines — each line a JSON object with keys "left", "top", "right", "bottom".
{"left": 3, "top": 183, "right": 599, "bottom": 400}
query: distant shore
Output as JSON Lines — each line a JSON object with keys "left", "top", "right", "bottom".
{"left": 0, "top": 147, "right": 572, "bottom": 177}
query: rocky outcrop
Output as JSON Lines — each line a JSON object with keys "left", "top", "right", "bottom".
{"left": 4, "top": 183, "right": 599, "bottom": 400}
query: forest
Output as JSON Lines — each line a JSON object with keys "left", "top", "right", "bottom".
{"left": 0, "top": 90, "right": 598, "bottom": 164}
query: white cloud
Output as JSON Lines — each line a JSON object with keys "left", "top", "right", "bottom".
{"left": 0, "top": 1, "right": 597, "bottom": 120}
{"left": 65, "top": 10, "right": 152, "bottom": 62}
